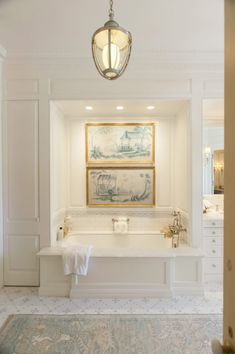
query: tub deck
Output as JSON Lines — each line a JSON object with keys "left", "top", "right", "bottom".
{"left": 38, "top": 233, "right": 204, "bottom": 298}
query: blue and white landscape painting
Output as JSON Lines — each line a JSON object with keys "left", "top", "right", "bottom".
{"left": 86, "top": 124, "right": 154, "bottom": 163}
{"left": 87, "top": 168, "right": 155, "bottom": 206}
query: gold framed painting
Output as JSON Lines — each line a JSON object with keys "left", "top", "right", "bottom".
{"left": 86, "top": 123, "right": 155, "bottom": 165}
{"left": 87, "top": 167, "right": 155, "bottom": 207}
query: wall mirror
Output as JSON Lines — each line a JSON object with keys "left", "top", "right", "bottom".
{"left": 213, "top": 149, "right": 224, "bottom": 194}
{"left": 203, "top": 99, "right": 224, "bottom": 195}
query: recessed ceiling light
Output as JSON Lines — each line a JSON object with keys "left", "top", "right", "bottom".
{"left": 85, "top": 106, "right": 93, "bottom": 111}
{"left": 147, "top": 106, "right": 155, "bottom": 110}
{"left": 116, "top": 106, "right": 124, "bottom": 110}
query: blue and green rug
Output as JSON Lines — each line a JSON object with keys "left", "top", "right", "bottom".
{"left": 0, "top": 314, "right": 222, "bottom": 354}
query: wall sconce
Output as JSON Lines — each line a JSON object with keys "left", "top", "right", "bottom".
{"left": 214, "top": 162, "right": 224, "bottom": 172}
{"left": 204, "top": 146, "right": 211, "bottom": 163}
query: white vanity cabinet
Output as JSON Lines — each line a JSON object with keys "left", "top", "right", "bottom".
{"left": 203, "top": 217, "right": 223, "bottom": 283}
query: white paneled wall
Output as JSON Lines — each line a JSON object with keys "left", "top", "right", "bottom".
{"left": 6, "top": 101, "right": 39, "bottom": 221}
{"left": 2, "top": 53, "right": 223, "bottom": 285}
{"left": 173, "top": 103, "right": 190, "bottom": 212}
{"left": 3, "top": 100, "right": 40, "bottom": 285}
{"left": 155, "top": 120, "right": 172, "bottom": 207}
{"left": 50, "top": 103, "right": 67, "bottom": 245}
{"left": 68, "top": 120, "right": 86, "bottom": 207}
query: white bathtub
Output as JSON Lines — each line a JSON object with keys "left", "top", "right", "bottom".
{"left": 60, "top": 233, "right": 173, "bottom": 257}
{"left": 38, "top": 232, "right": 204, "bottom": 298}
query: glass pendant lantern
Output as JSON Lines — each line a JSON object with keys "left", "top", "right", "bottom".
{"left": 92, "top": 0, "right": 132, "bottom": 80}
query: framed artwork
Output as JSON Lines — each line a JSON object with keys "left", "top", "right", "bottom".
{"left": 87, "top": 167, "right": 155, "bottom": 207}
{"left": 86, "top": 123, "right": 155, "bottom": 164}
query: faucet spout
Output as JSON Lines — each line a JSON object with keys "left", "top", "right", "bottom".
{"left": 160, "top": 211, "right": 187, "bottom": 248}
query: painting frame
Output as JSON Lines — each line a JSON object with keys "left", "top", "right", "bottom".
{"left": 86, "top": 166, "right": 156, "bottom": 208}
{"left": 85, "top": 123, "right": 155, "bottom": 165}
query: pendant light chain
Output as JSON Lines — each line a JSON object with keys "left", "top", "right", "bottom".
{"left": 109, "top": 0, "right": 114, "bottom": 20}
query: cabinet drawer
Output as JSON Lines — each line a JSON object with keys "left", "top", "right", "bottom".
{"left": 204, "top": 237, "right": 223, "bottom": 248}
{"left": 203, "top": 228, "right": 223, "bottom": 237}
{"left": 205, "top": 245, "right": 223, "bottom": 257}
{"left": 204, "top": 258, "right": 223, "bottom": 274}
{"left": 203, "top": 219, "right": 223, "bottom": 228}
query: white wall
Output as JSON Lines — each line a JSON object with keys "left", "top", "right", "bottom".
{"left": 49, "top": 114, "right": 185, "bottom": 238}
{"left": 203, "top": 126, "right": 224, "bottom": 152}
{"left": 173, "top": 103, "right": 189, "bottom": 213}
{"left": 68, "top": 120, "right": 86, "bottom": 208}
{"left": 50, "top": 103, "right": 67, "bottom": 245}
{"left": 2, "top": 53, "right": 224, "bottom": 284}
{"left": 67, "top": 118, "right": 173, "bottom": 209}
{"left": 3, "top": 100, "right": 40, "bottom": 285}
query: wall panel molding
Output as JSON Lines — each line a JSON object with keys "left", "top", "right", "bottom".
{"left": 67, "top": 206, "right": 173, "bottom": 218}
{"left": 49, "top": 79, "right": 192, "bottom": 100}
{"left": 2, "top": 49, "right": 224, "bottom": 286}
{"left": 4, "top": 100, "right": 39, "bottom": 222}
{"left": 4, "top": 234, "right": 39, "bottom": 285}
{"left": 6, "top": 79, "right": 39, "bottom": 98}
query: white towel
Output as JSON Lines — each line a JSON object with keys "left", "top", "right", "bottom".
{"left": 62, "top": 245, "right": 93, "bottom": 277}
{"left": 114, "top": 221, "right": 128, "bottom": 234}
{"left": 113, "top": 217, "right": 129, "bottom": 234}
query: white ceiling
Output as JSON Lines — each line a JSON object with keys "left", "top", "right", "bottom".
{"left": 0, "top": 0, "right": 224, "bottom": 56}
{"left": 55, "top": 98, "right": 224, "bottom": 121}
{"left": 54, "top": 99, "right": 187, "bottom": 118}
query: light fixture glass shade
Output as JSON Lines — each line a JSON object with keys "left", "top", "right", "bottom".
{"left": 92, "top": 20, "right": 132, "bottom": 80}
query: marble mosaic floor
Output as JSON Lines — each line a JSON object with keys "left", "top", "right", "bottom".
{"left": 0, "top": 286, "right": 223, "bottom": 329}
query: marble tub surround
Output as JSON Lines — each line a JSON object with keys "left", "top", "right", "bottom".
{"left": 203, "top": 211, "right": 224, "bottom": 220}
{"left": 45, "top": 234, "right": 200, "bottom": 258}
{"left": 58, "top": 209, "right": 175, "bottom": 235}
{"left": 51, "top": 209, "right": 190, "bottom": 248}
{"left": 38, "top": 232, "right": 203, "bottom": 298}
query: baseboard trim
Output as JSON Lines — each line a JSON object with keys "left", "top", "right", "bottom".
{"left": 38, "top": 285, "right": 70, "bottom": 297}
{"left": 70, "top": 286, "right": 172, "bottom": 298}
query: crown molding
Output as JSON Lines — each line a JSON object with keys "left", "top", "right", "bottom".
{"left": 5, "top": 50, "right": 223, "bottom": 64}
{"left": 4, "top": 51, "right": 224, "bottom": 82}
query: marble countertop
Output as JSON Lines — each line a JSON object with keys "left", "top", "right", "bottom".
{"left": 37, "top": 244, "right": 204, "bottom": 258}
{"left": 203, "top": 211, "right": 224, "bottom": 220}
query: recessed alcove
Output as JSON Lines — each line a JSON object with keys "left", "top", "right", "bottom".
{"left": 35, "top": 98, "right": 206, "bottom": 298}
{"left": 50, "top": 99, "right": 191, "bottom": 245}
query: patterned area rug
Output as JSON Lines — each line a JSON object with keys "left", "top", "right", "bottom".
{"left": 0, "top": 314, "right": 222, "bottom": 354}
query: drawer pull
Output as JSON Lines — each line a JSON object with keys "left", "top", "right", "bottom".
{"left": 212, "top": 231, "right": 216, "bottom": 235}
{"left": 212, "top": 250, "right": 216, "bottom": 254}
{"left": 212, "top": 264, "right": 217, "bottom": 268}
{"left": 212, "top": 222, "right": 216, "bottom": 226}
{"left": 212, "top": 239, "right": 216, "bottom": 243}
